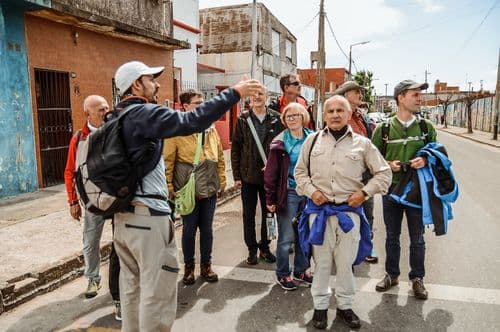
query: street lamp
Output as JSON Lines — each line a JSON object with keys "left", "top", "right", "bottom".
{"left": 348, "top": 41, "right": 370, "bottom": 78}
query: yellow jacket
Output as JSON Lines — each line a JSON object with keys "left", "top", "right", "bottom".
{"left": 164, "top": 126, "right": 226, "bottom": 195}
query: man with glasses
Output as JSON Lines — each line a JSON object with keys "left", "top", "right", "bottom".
{"left": 164, "top": 89, "right": 225, "bottom": 286}
{"left": 270, "top": 74, "right": 307, "bottom": 111}
{"left": 232, "top": 87, "right": 284, "bottom": 265}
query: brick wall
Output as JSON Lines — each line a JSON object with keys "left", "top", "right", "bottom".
{"left": 25, "top": 15, "right": 174, "bottom": 186}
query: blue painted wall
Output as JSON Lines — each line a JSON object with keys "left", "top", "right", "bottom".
{"left": 0, "top": 2, "right": 38, "bottom": 198}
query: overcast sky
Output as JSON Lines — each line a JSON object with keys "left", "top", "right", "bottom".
{"left": 199, "top": 0, "right": 500, "bottom": 95}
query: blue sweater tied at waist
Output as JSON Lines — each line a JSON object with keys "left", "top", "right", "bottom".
{"left": 298, "top": 199, "right": 372, "bottom": 265}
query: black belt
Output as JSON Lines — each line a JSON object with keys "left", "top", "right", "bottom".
{"left": 125, "top": 205, "right": 170, "bottom": 216}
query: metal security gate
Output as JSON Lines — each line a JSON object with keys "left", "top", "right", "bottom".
{"left": 35, "top": 69, "right": 73, "bottom": 187}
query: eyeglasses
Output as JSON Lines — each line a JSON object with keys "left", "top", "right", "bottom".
{"left": 288, "top": 81, "right": 301, "bottom": 87}
{"left": 189, "top": 100, "right": 204, "bottom": 105}
{"left": 285, "top": 113, "right": 303, "bottom": 121}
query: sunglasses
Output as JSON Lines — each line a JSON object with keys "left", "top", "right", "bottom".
{"left": 288, "top": 81, "right": 301, "bottom": 87}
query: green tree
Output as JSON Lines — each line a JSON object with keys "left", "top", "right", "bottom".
{"left": 354, "top": 70, "right": 374, "bottom": 108}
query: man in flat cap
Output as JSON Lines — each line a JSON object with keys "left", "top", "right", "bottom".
{"left": 335, "top": 81, "right": 378, "bottom": 263}
{"left": 371, "top": 79, "right": 437, "bottom": 300}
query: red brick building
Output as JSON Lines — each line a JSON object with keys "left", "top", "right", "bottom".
{"left": 297, "top": 68, "right": 348, "bottom": 94}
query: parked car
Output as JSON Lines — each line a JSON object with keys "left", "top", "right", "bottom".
{"left": 367, "top": 112, "right": 387, "bottom": 124}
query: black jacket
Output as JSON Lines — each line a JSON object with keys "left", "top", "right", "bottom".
{"left": 114, "top": 89, "right": 240, "bottom": 176}
{"left": 231, "top": 108, "right": 284, "bottom": 185}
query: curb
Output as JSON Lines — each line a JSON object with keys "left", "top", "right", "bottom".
{"left": 0, "top": 187, "right": 240, "bottom": 314}
{"left": 438, "top": 128, "right": 500, "bottom": 149}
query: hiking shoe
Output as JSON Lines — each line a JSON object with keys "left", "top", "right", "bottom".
{"left": 113, "top": 300, "right": 122, "bottom": 321}
{"left": 183, "top": 263, "right": 195, "bottom": 285}
{"left": 200, "top": 263, "right": 219, "bottom": 283}
{"left": 312, "top": 309, "right": 328, "bottom": 329}
{"left": 293, "top": 271, "right": 313, "bottom": 286}
{"left": 259, "top": 250, "right": 277, "bottom": 263}
{"left": 336, "top": 308, "right": 361, "bottom": 329}
{"left": 375, "top": 274, "right": 399, "bottom": 292}
{"left": 412, "top": 278, "right": 428, "bottom": 300}
{"left": 276, "top": 275, "right": 297, "bottom": 290}
{"left": 84, "top": 280, "right": 101, "bottom": 298}
{"left": 364, "top": 248, "right": 379, "bottom": 264}
{"left": 246, "top": 253, "right": 258, "bottom": 265}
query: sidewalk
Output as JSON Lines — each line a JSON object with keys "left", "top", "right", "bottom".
{"left": 437, "top": 124, "right": 500, "bottom": 148}
{"left": 0, "top": 150, "right": 238, "bottom": 313}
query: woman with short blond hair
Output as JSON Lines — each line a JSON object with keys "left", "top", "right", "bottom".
{"left": 264, "top": 102, "right": 313, "bottom": 290}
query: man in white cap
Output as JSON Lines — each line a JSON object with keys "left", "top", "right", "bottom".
{"left": 111, "top": 61, "right": 262, "bottom": 332}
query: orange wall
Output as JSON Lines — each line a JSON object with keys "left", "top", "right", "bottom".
{"left": 25, "top": 15, "right": 174, "bottom": 186}
{"left": 298, "top": 68, "right": 347, "bottom": 92}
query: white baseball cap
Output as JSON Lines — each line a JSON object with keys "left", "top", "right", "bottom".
{"left": 114, "top": 61, "right": 164, "bottom": 96}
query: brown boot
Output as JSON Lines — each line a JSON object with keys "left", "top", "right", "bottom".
{"left": 183, "top": 263, "right": 195, "bottom": 285}
{"left": 200, "top": 263, "right": 218, "bottom": 283}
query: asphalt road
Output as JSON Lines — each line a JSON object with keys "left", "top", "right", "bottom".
{"left": 1, "top": 130, "right": 500, "bottom": 331}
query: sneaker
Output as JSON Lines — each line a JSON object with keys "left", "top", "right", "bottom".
{"left": 312, "top": 309, "right": 328, "bottom": 329}
{"left": 293, "top": 271, "right": 313, "bottom": 286}
{"left": 276, "top": 275, "right": 297, "bottom": 291}
{"left": 113, "top": 300, "right": 122, "bottom": 321}
{"left": 375, "top": 274, "right": 399, "bottom": 292}
{"left": 364, "top": 248, "right": 379, "bottom": 264}
{"left": 84, "top": 280, "right": 101, "bottom": 299}
{"left": 246, "top": 253, "right": 258, "bottom": 265}
{"left": 259, "top": 250, "right": 277, "bottom": 263}
{"left": 336, "top": 308, "right": 361, "bottom": 329}
{"left": 411, "top": 278, "right": 428, "bottom": 300}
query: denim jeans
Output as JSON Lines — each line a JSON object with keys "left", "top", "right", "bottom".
{"left": 276, "top": 188, "right": 309, "bottom": 278}
{"left": 241, "top": 182, "right": 270, "bottom": 254}
{"left": 83, "top": 210, "right": 106, "bottom": 282}
{"left": 181, "top": 195, "right": 217, "bottom": 264}
{"left": 382, "top": 194, "right": 425, "bottom": 280}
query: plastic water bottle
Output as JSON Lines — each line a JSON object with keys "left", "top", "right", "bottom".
{"left": 266, "top": 212, "right": 277, "bottom": 240}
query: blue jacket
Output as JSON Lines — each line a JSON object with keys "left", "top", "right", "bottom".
{"left": 298, "top": 200, "right": 372, "bottom": 265}
{"left": 390, "top": 142, "right": 459, "bottom": 235}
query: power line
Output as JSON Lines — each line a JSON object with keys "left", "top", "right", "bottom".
{"left": 324, "top": 15, "right": 350, "bottom": 63}
{"left": 458, "top": 0, "right": 500, "bottom": 51}
{"left": 269, "top": 11, "right": 320, "bottom": 53}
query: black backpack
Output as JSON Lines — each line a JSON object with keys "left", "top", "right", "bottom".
{"left": 74, "top": 104, "right": 163, "bottom": 217}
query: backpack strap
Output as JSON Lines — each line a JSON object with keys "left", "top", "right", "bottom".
{"left": 381, "top": 117, "right": 430, "bottom": 157}
{"left": 76, "top": 130, "right": 82, "bottom": 142}
{"left": 418, "top": 117, "right": 430, "bottom": 144}
{"left": 381, "top": 120, "right": 390, "bottom": 157}
{"left": 307, "top": 132, "right": 321, "bottom": 178}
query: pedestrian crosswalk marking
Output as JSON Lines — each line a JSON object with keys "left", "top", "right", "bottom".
{"left": 212, "top": 265, "right": 500, "bottom": 306}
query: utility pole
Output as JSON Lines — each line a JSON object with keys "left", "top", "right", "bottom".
{"left": 493, "top": 48, "right": 499, "bottom": 140}
{"left": 250, "top": 0, "right": 258, "bottom": 79}
{"left": 424, "top": 70, "right": 431, "bottom": 91}
{"left": 424, "top": 70, "right": 431, "bottom": 107}
{"left": 312, "top": 0, "right": 326, "bottom": 129}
